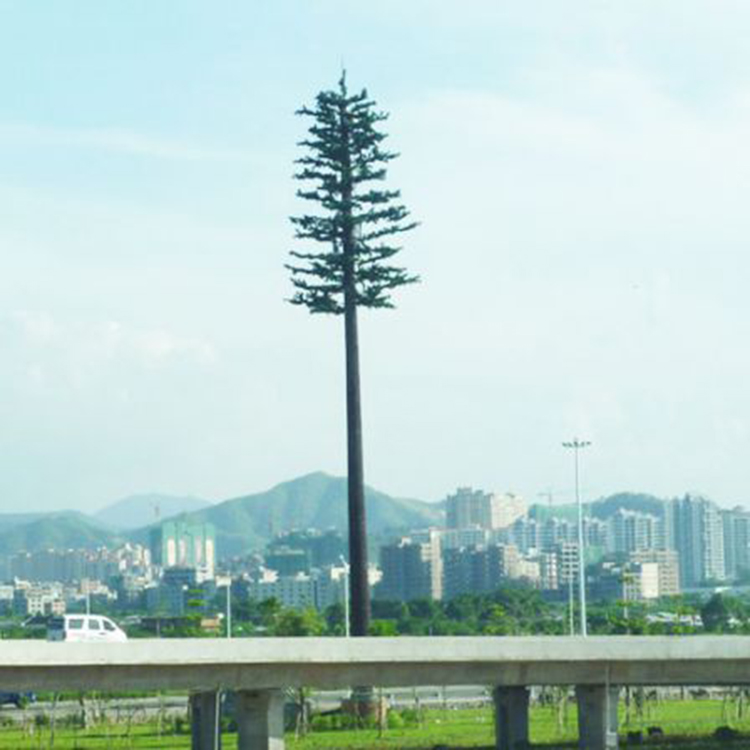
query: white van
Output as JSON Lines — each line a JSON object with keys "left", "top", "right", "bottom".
{"left": 47, "top": 615, "right": 128, "bottom": 643}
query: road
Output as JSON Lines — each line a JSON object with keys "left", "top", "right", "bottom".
{"left": 0, "top": 685, "right": 492, "bottom": 723}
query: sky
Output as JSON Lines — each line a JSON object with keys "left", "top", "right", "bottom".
{"left": 3, "top": 1, "right": 750, "bottom": 512}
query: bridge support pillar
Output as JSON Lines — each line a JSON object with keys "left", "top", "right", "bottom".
{"left": 493, "top": 686, "right": 529, "bottom": 750}
{"left": 576, "top": 685, "right": 619, "bottom": 749}
{"left": 236, "top": 688, "right": 285, "bottom": 750}
{"left": 190, "top": 690, "right": 221, "bottom": 749}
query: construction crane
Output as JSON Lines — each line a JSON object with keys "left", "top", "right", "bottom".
{"left": 537, "top": 490, "right": 554, "bottom": 509}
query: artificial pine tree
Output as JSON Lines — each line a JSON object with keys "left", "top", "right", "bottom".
{"left": 287, "top": 74, "right": 417, "bottom": 637}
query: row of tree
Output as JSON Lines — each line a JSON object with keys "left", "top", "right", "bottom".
{"left": 211, "top": 588, "right": 750, "bottom": 638}
{"left": 7, "top": 587, "right": 746, "bottom": 639}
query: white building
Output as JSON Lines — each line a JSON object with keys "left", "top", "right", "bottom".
{"left": 445, "top": 487, "right": 526, "bottom": 531}
{"left": 245, "top": 566, "right": 353, "bottom": 611}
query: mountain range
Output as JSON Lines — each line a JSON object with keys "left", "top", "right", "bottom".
{"left": 0, "top": 472, "right": 444, "bottom": 559}
{"left": 0, "top": 512, "right": 118, "bottom": 556}
{"left": 130, "top": 472, "right": 445, "bottom": 558}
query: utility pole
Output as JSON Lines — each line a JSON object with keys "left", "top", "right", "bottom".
{"left": 562, "top": 438, "right": 591, "bottom": 637}
{"left": 340, "top": 556, "right": 350, "bottom": 638}
{"left": 226, "top": 580, "right": 232, "bottom": 639}
{"left": 567, "top": 547, "right": 575, "bottom": 636}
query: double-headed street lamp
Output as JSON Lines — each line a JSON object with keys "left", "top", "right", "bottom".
{"left": 562, "top": 438, "right": 591, "bottom": 637}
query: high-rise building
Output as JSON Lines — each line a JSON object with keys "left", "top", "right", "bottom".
{"left": 667, "top": 495, "right": 725, "bottom": 588}
{"left": 150, "top": 521, "right": 216, "bottom": 581}
{"left": 722, "top": 507, "right": 750, "bottom": 582}
{"left": 442, "top": 543, "right": 526, "bottom": 600}
{"left": 627, "top": 562, "right": 660, "bottom": 600}
{"left": 590, "top": 560, "right": 660, "bottom": 602}
{"left": 445, "top": 488, "right": 526, "bottom": 530}
{"left": 8, "top": 546, "right": 143, "bottom": 585}
{"left": 540, "top": 518, "right": 575, "bottom": 551}
{"left": 489, "top": 493, "right": 527, "bottom": 529}
{"left": 585, "top": 517, "right": 608, "bottom": 549}
{"left": 377, "top": 533, "right": 442, "bottom": 602}
{"left": 538, "top": 552, "right": 559, "bottom": 591}
{"left": 265, "top": 547, "right": 310, "bottom": 576}
{"left": 607, "top": 509, "right": 664, "bottom": 555}
{"left": 629, "top": 550, "right": 680, "bottom": 597}
{"left": 267, "top": 530, "right": 346, "bottom": 569}
{"left": 509, "top": 517, "right": 540, "bottom": 553}
{"left": 446, "top": 488, "right": 492, "bottom": 529}
{"left": 441, "top": 527, "right": 492, "bottom": 550}
{"left": 409, "top": 529, "right": 444, "bottom": 599}
{"left": 556, "top": 542, "right": 579, "bottom": 587}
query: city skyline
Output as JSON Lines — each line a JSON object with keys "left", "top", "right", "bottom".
{"left": 4, "top": 2, "right": 750, "bottom": 512}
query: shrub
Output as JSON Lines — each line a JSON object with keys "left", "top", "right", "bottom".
{"left": 220, "top": 715, "right": 237, "bottom": 733}
{"left": 310, "top": 715, "right": 334, "bottom": 732}
{"left": 399, "top": 708, "right": 420, "bottom": 726}
{"left": 387, "top": 712, "right": 405, "bottom": 729}
{"left": 34, "top": 714, "right": 50, "bottom": 728}
{"left": 715, "top": 726, "right": 740, "bottom": 742}
{"left": 61, "top": 714, "right": 85, "bottom": 729}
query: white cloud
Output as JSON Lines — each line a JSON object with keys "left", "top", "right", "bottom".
{"left": 5, "top": 311, "right": 216, "bottom": 387}
{"left": 397, "top": 61, "right": 750, "bottom": 264}
{"left": 10, "top": 310, "right": 57, "bottom": 342}
{"left": 116, "top": 325, "right": 216, "bottom": 366}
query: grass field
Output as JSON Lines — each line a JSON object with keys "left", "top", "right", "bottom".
{"left": 1, "top": 697, "right": 750, "bottom": 748}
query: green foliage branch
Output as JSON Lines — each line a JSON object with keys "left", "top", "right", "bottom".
{"left": 287, "top": 73, "right": 418, "bottom": 314}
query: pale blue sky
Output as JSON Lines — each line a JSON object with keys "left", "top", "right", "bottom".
{"left": 3, "top": 1, "right": 750, "bottom": 511}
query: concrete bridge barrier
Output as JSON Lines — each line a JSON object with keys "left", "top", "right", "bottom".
{"left": 2, "top": 635, "right": 749, "bottom": 749}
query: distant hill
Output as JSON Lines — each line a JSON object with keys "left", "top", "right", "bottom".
{"left": 131, "top": 472, "right": 443, "bottom": 559}
{"left": 530, "top": 492, "right": 666, "bottom": 522}
{"left": 0, "top": 512, "right": 60, "bottom": 535}
{"left": 95, "top": 493, "right": 212, "bottom": 530}
{"left": 590, "top": 492, "right": 666, "bottom": 519}
{"left": 0, "top": 512, "right": 120, "bottom": 555}
{"left": 528, "top": 503, "right": 578, "bottom": 522}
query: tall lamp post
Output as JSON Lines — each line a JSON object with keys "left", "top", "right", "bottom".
{"left": 562, "top": 438, "right": 591, "bottom": 637}
{"left": 340, "top": 556, "right": 350, "bottom": 638}
{"left": 226, "top": 580, "right": 232, "bottom": 640}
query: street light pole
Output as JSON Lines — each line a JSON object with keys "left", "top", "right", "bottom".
{"left": 567, "top": 551, "right": 575, "bottom": 636}
{"left": 340, "top": 556, "right": 350, "bottom": 638}
{"left": 562, "top": 438, "right": 591, "bottom": 637}
{"left": 226, "top": 581, "right": 232, "bottom": 640}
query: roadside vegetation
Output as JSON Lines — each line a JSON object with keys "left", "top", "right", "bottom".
{"left": 5, "top": 586, "right": 750, "bottom": 641}
{"left": 153, "top": 587, "right": 750, "bottom": 638}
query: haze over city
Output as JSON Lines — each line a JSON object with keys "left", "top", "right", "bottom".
{"left": 3, "top": 1, "right": 750, "bottom": 513}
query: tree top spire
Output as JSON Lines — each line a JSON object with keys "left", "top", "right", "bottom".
{"left": 287, "top": 76, "right": 418, "bottom": 315}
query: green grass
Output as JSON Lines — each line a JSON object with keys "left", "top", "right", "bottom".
{"left": 288, "top": 698, "right": 750, "bottom": 749}
{"left": 2, "top": 697, "right": 750, "bottom": 748}
{"left": 0, "top": 722, "right": 196, "bottom": 749}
